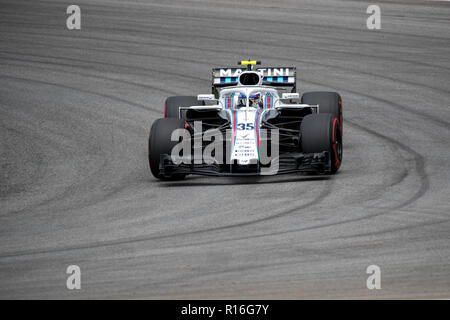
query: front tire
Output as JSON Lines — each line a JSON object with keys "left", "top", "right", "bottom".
{"left": 301, "top": 91, "right": 343, "bottom": 134}
{"left": 300, "top": 114, "right": 342, "bottom": 174}
{"left": 148, "top": 118, "right": 187, "bottom": 180}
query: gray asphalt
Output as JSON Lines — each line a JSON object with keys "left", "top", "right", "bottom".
{"left": 0, "top": 0, "right": 450, "bottom": 299}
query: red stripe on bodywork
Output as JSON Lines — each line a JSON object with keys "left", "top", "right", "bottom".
{"left": 256, "top": 110, "right": 260, "bottom": 149}
{"left": 231, "top": 110, "right": 237, "bottom": 149}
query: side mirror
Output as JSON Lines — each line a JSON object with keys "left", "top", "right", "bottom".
{"left": 281, "top": 93, "right": 300, "bottom": 99}
{"left": 197, "top": 94, "right": 216, "bottom": 101}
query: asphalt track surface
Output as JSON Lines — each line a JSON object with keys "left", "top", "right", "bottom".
{"left": 1, "top": 0, "right": 450, "bottom": 299}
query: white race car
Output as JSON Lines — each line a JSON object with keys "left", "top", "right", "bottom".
{"left": 148, "top": 60, "right": 342, "bottom": 180}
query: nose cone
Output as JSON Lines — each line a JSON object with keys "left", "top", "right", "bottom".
{"left": 230, "top": 109, "right": 260, "bottom": 165}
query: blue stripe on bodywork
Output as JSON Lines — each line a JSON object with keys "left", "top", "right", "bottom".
{"left": 254, "top": 110, "right": 260, "bottom": 157}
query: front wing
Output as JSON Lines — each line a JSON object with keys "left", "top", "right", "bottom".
{"left": 159, "top": 151, "right": 331, "bottom": 177}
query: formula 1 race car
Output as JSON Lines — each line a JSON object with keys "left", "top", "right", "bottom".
{"left": 148, "top": 60, "right": 342, "bottom": 180}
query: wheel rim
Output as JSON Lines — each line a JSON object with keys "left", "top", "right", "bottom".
{"left": 333, "top": 124, "right": 342, "bottom": 168}
{"left": 335, "top": 138, "right": 342, "bottom": 160}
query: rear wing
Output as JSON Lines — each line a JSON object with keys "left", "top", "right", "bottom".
{"left": 211, "top": 66, "right": 296, "bottom": 97}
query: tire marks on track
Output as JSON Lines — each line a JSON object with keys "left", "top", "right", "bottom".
{"left": 0, "top": 177, "right": 333, "bottom": 258}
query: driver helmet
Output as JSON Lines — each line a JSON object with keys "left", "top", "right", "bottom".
{"left": 249, "top": 92, "right": 263, "bottom": 108}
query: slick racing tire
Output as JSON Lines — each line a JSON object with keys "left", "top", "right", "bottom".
{"left": 301, "top": 91, "right": 343, "bottom": 134}
{"left": 148, "top": 118, "right": 187, "bottom": 180}
{"left": 300, "top": 114, "right": 342, "bottom": 174}
{"left": 164, "top": 96, "right": 204, "bottom": 118}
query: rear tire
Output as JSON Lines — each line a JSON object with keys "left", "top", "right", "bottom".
{"left": 301, "top": 91, "right": 343, "bottom": 134}
{"left": 148, "top": 118, "right": 187, "bottom": 180}
{"left": 300, "top": 114, "right": 342, "bottom": 174}
{"left": 164, "top": 96, "right": 204, "bottom": 118}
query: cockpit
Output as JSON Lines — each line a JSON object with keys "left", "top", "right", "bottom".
{"left": 222, "top": 88, "right": 276, "bottom": 109}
